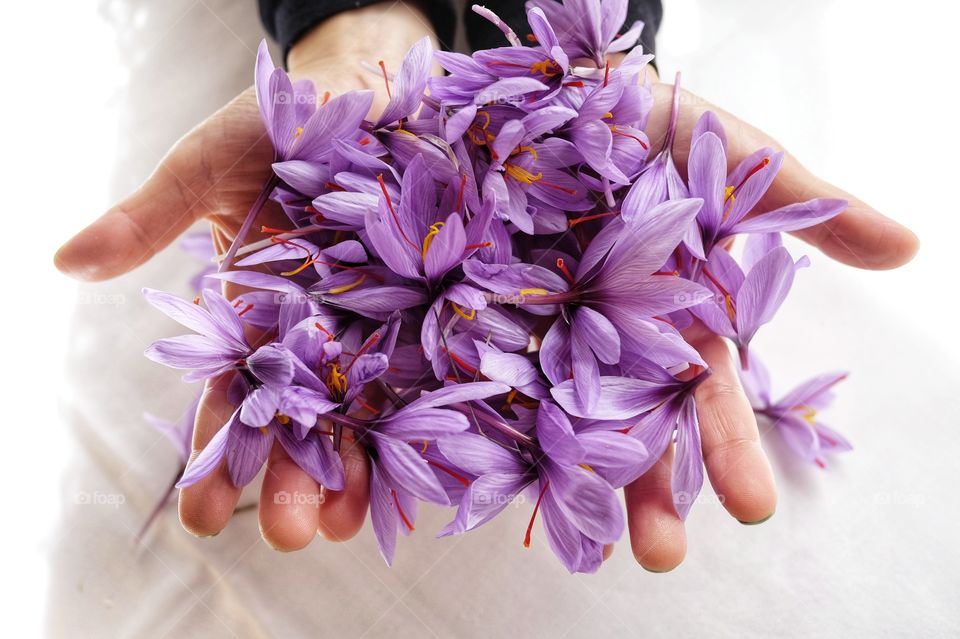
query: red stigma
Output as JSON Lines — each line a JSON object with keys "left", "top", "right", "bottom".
{"left": 359, "top": 137, "right": 371, "bottom": 146}
{"left": 391, "top": 489, "right": 415, "bottom": 531}
{"left": 526, "top": 33, "right": 538, "bottom": 43}
{"left": 321, "top": 91, "right": 331, "bottom": 106}
{"left": 377, "top": 174, "right": 420, "bottom": 253}
{"left": 237, "top": 303, "right": 254, "bottom": 317}
{"left": 426, "top": 459, "right": 470, "bottom": 487}
{"left": 455, "top": 173, "right": 468, "bottom": 214}
{"left": 313, "top": 321, "right": 335, "bottom": 341}
{"left": 356, "top": 398, "right": 382, "bottom": 415}
{"left": 345, "top": 332, "right": 382, "bottom": 371}
{"left": 563, "top": 80, "right": 585, "bottom": 88}
{"left": 378, "top": 61, "right": 392, "bottom": 99}
{"left": 556, "top": 257, "right": 575, "bottom": 283}
{"left": 729, "top": 157, "right": 771, "bottom": 199}
{"left": 536, "top": 178, "right": 578, "bottom": 196}
{"left": 612, "top": 129, "right": 649, "bottom": 150}
{"left": 441, "top": 347, "right": 478, "bottom": 375}
{"left": 568, "top": 211, "right": 616, "bottom": 228}
{"left": 603, "top": 60, "right": 610, "bottom": 87}
{"left": 192, "top": 296, "right": 200, "bottom": 305}
{"left": 523, "top": 480, "right": 550, "bottom": 548}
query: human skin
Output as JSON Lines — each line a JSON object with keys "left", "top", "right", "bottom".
{"left": 55, "top": 4, "right": 918, "bottom": 569}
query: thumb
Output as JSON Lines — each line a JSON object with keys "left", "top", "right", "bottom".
{"left": 55, "top": 131, "right": 211, "bottom": 281}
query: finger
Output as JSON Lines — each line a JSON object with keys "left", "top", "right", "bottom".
{"left": 649, "top": 83, "right": 918, "bottom": 270}
{"left": 317, "top": 430, "right": 370, "bottom": 541}
{"left": 54, "top": 130, "right": 216, "bottom": 281}
{"left": 624, "top": 445, "right": 687, "bottom": 572}
{"left": 689, "top": 329, "right": 777, "bottom": 524}
{"left": 603, "top": 543, "right": 615, "bottom": 561}
{"left": 178, "top": 373, "right": 243, "bottom": 536}
{"left": 259, "top": 443, "right": 321, "bottom": 551}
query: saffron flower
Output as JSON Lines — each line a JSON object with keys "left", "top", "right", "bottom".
{"left": 740, "top": 352, "right": 851, "bottom": 468}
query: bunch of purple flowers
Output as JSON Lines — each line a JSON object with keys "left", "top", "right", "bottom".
{"left": 144, "top": 1, "right": 851, "bottom": 572}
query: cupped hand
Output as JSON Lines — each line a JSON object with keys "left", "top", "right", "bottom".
{"left": 622, "top": 68, "right": 918, "bottom": 572}
{"left": 55, "top": 4, "right": 440, "bottom": 551}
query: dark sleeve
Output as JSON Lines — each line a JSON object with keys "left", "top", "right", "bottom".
{"left": 258, "top": 0, "right": 458, "bottom": 59}
{"left": 464, "top": 1, "right": 663, "bottom": 60}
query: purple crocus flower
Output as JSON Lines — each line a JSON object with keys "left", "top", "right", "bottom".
{"left": 143, "top": 392, "right": 199, "bottom": 465}
{"left": 740, "top": 352, "right": 851, "bottom": 468}
{"left": 340, "top": 381, "right": 509, "bottom": 565}
{"left": 464, "top": 198, "right": 708, "bottom": 413}
{"left": 438, "top": 400, "right": 646, "bottom": 573}
{"left": 685, "top": 111, "right": 847, "bottom": 261}
{"left": 526, "top": 0, "right": 646, "bottom": 66}
{"left": 176, "top": 404, "right": 344, "bottom": 490}
{"left": 364, "top": 154, "right": 488, "bottom": 285}
{"left": 692, "top": 233, "right": 809, "bottom": 367}
{"left": 221, "top": 41, "right": 375, "bottom": 270}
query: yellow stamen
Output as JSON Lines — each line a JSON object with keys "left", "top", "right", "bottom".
{"left": 421, "top": 440, "right": 429, "bottom": 454}
{"left": 451, "top": 302, "right": 476, "bottom": 320}
{"left": 578, "top": 463, "right": 595, "bottom": 472}
{"left": 328, "top": 274, "right": 366, "bottom": 294}
{"left": 281, "top": 256, "right": 316, "bottom": 277}
{"left": 799, "top": 406, "right": 817, "bottom": 425}
{"left": 602, "top": 111, "right": 614, "bottom": 119}
{"left": 723, "top": 294, "right": 737, "bottom": 324}
{"left": 275, "top": 413, "right": 290, "bottom": 425}
{"left": 519, "top": 287, "right": 550, "bottom": 296}
{"left": 722, "top": 189, "right": 736, "bottom": 222}
{"left": 395, "top": 127, "right": 417, "bottom": 137}
{"left": 326, "top": 363, "right": 348, "bottom": 396}
{"left": 513, "top": 145, "right": 538, "bottom": 160}
{"left": 529, "top": 59, "right": 559, "bottom": 77}
{"left": 504, "top": 163, "right": 543, "bottom": 185}
{"left": 258, "top": 426, "right": 269, "bottom": 434}
{"left": 421, "top": 222, "right": 445, "bottom": 258}
{"left": 294, "top": 126, "right": 304, "bottom": 138}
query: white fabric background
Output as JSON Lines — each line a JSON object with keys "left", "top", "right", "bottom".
{"left": 5, "top": 0, "right": 958, "bottom": 637}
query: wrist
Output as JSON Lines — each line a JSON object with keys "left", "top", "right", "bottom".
{"left": 288, "top": 3, "right": 437, "bottom": 76}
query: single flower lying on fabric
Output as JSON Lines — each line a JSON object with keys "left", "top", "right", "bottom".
{"left": 140, "top": 1, "right": 851, "bottom": 572}
{"left": 740, "top": 352, "right": 851, "bottom": 468}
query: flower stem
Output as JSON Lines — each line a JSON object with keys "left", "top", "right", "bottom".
{"left": 218, "top": 173, "right": 281, "bottom": 272}
{"left": 135, "top": 466, "right": 183, "bottom": 544}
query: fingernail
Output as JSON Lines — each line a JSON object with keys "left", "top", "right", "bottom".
{"left": 642, "top": 565, "right": 674, "bottom": 574}
{"left": 738, "top": 511, "right": 775, "bottom": 526}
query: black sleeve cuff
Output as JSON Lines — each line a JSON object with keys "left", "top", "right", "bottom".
{"left": 258, "top": 0, "right": 458, "bottom": 60}
{"left": 464, "top": 0, "right": 663, "bottom": 63}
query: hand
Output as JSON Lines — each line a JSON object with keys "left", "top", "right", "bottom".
{"left": 55, "top": 4, "right": 440, "bottom": 550}
{"left": 622, "top": 68, "right": 918, "bottom": 572}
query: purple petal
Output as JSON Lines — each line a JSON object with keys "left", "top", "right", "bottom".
{"left": 552, "top": 376, "right": 675, "bottom": 420}
{"left": 731, "top": 198, "right": 847, "bottom": 235}
{"left": 246, "top": 344, "right": 294, "bottom": 386}
{"left": 276, "top": 425, "right": 345, "bottom": 490}
{"left": 226, "top": 423, "right": 272, "bottom": 486}
{"left": 176, "top": 412, "right": 234, "bottom": 488}
{"left": 370, "top": 433, "right": 449, "bottom": 505}
{"left": 672, "top": 396, "right": 703, "bottom": 520}
{"left": 536, "top": 401, "right": 587, "bottom": 465}
{"left": 437, "top": 432, "right": 528, "bottom": 476}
